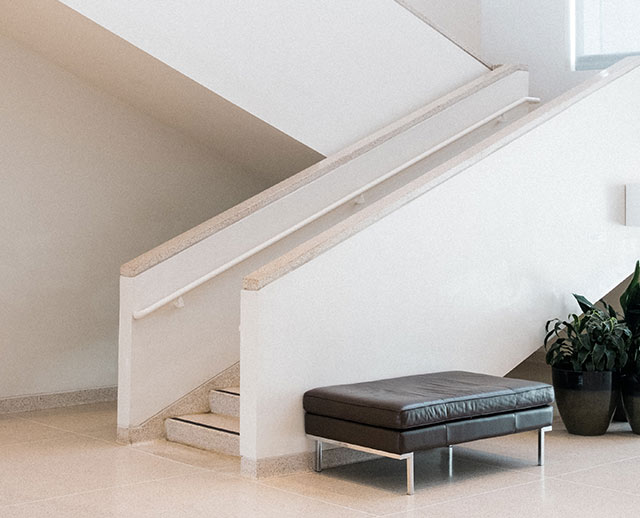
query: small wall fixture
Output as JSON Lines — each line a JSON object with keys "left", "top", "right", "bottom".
{"left": 626, "top": 184, "right": 640, "bottom": 226}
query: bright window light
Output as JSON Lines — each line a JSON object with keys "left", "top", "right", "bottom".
{"left": 572, "top": 0, "right": 640, "bottom": 70}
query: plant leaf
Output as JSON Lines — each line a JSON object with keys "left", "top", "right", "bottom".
{"left": 573, "top": 294, "right": 596, "bottom": 314}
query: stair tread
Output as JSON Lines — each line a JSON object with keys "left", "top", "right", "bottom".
{"left": 166, "top": 414, "right": 239, "bottom": 456}
{"left": 215, "top": 386, "right": 240, "bottom": 396}
{"left": 172, "top": 413, "right": 239, "bottom": 434}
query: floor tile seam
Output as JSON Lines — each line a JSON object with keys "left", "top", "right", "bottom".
{"left": 454, "top": 448, "right": 546, "bottom": 478}
{"left": 250, "top": 452, "right": 538, "bottom": 483}
{"left": 0, "top": 429, "right": 98, "bottom": 452}
{"left": 66, "top": 428, "right": 123, "bottom": 446}
{"left": 543, "top": 453, "right": 640, "bottom": 478}
{"left": 116, "top": 445, "right": 212, "bottom": 474}
{"left": 252, "top": 466, "right": 318, "bottom": 481}
{"left": 253, "top": 479, "right": 379, "bottom": 517}
{"left": 251, "top": 456, "right": 543, "bottom": 516}
{"left": 0, "top": 471, "right": 204, "bottom": 510}
{"left": 24, "top": 425, "right": 133, "bottom": 451}
{"left": 545, "top": 474, "right": 640, "bottom": 498}
{"left": 1, "top": 413, "right": 105, "bottom": 437}
{"left": 5, "top": 408, "right": 111, "bottom": 424}
{"left": 130, "top": 444, "right": 238, "bottom": 475}
{"left": 212, "top": 470, "right": 247, "bottom": 482}
{"left": 11, "top": 416, "right": 160, "bottom": 450}
{"left": 3, "top": 415, "right": 37, "bottom": 422}
{"left": 378, "top": 479, "right": 541, "bottom": 517}
{"left": 468, "top": 450, "right": 640, "bottom": 478}
{"left": 259, "top": 468, "right": 540, "bottom": 518}
{"left": 14, "top": 410, "right": 112, "bottom": 427}
{"left": 0, "top": 430, "right": 78, "bottom": 448}
{"left": 6, "top": 416, "right": 115, "bottom": 442}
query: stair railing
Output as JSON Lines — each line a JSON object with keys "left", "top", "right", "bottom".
{"left": 132, "top": 95, "right": 539, "bottom": 319}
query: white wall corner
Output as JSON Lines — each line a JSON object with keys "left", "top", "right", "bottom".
{"left": 239, "top": 289, "right": 262, "bottom": 461}
{"left": 117, "top": 275, "right": 136, "bottom": 429}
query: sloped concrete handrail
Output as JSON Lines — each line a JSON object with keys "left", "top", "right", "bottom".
{"left": 121, "top": 65, "right": 522, "bottom": 280}
{"left": 132, "top": 95, "right": 539, "bottom": 319}
{"left": 243, "top": 58, "right": 640, "bottom": 291}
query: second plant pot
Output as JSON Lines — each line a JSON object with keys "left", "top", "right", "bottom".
{"left": 621, "top": 374, "right": 640, "bottom": 434}
{"left": 612, "top": 392, "right": 627, "bottom": 422}
{"left": 552, "top": 368, "right": 618, "bottom": 436}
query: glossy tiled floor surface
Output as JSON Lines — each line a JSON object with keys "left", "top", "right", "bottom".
{"left": 1, "top": 402, "right": 639, "bottom": 517}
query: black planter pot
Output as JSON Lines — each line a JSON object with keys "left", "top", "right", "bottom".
{"left": 552, "top": 368, "right": 618, "bottom": 436}
{"left": 621, "top": 374, "right": 640, "bottom": 434}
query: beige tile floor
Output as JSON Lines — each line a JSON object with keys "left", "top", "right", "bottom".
{"left": 1, "top": 402, "right": 640, "bottom": 517}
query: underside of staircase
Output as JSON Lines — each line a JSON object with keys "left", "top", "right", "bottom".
{"left": 161, "top": 91, "right": 541, "bottom": 458}
{"left": 165, "top": 384, "right": 241, "bottom": 457}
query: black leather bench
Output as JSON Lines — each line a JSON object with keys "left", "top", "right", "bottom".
{"left": 303, "top": 371, "right": 554, "bottom": 494}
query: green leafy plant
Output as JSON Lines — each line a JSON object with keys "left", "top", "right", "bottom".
{"left": 620, "top": 261, "right": 640, "bottom": 373}
{"left": 572, "top": 293, "right": 617, "bottom": 319}
{"left": 544, "top": 294, "right": 631, "bottom": 372}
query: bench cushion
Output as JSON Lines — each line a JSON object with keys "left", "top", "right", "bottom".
{"left": 303, "top": 371, "right": 554, "bottom": 430}
{"left": 305, "top": 405, "right": 553, "bottom": 454}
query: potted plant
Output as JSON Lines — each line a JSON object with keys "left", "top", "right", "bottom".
{"left": 544, "top": 295, "right": 631, "bottom": 435}
{"left": 619, "top": 261, "right": 640, "bottom": 434}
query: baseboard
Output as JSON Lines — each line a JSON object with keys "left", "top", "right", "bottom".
{"left": 117, "top": 362, "right": 239, "bottom": 444}
{"left": 241, "top": 445, "right": 377, "bottom": 479}
{"left": 0, "top": 386, "right": 117, "bottom": 414}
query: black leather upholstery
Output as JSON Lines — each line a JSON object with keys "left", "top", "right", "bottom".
{"left": 305, "top": 405, "right": 554, "bottom": 454}
{"left": 303, "top": 371, "right": 554, "bottom": 430}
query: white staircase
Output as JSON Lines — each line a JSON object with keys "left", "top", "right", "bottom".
{"left": 118, "top": 65, "right": 535, "bottom": 442}
{"left": 159, "top": 69, "right": 539, "bottom": 458}
{"left": 166, "top": 386, "right": 240, "bottom": 456}
{"left": 117, "top": 53, "right": 640, "bottom": 470}
{"left": 239, "top": 57, "right": 640, "bottom": 470}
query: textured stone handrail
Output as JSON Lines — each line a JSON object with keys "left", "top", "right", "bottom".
{"left": 242, "top": 58, "right": 640, "bottom": 291}
{"left": 121, "top": 65, "right": 524, "bottom": 278}
{"left": 132, "top": 96, "right": 537, "bottom": 319}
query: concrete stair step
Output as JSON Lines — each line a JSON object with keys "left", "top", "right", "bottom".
{"left": 209, "top": 386, "right": 240, "bottom": 417}
{"left": 165, "top": 413, "right": 239, "bottom": 456}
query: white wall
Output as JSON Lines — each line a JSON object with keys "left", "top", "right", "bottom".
{"left": 57, "top": 0, "right": 488, "bottom": 155}
{"left": 480, "top": 0, "right": 595, "bottom": 101}
{"left": 240, "top": 61, "right": 640, "bottom": 460}
{"left": 0, "top": 34, "right": 268, "bottom": 399}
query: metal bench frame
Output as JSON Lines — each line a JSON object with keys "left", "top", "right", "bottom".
{"left": 309, "top": 425, "right": 552, "bottom": 495}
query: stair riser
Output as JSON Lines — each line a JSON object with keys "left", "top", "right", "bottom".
{"left": 165, "top": 420, "right": 239, "bottom": 456}
{"left": 209, "top": 392, "right": 240, "bottom": 417}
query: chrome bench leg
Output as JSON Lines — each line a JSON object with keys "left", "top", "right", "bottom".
{"left": 315, "top": 440, "right": 323, "bottom": 472}
{"left": 538, "top": 426, "right": 552, "bottom": 466}
{"left": 448, "top": 445, "right": 453, "bottom": 477}
{"left": 406, "top": 453, "right": 414, "bottom": 495}
{"left": 309, "top": 435, "right": 415, "bottom": 493}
